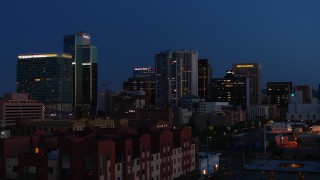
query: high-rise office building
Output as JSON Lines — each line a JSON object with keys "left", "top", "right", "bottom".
{"left": 64, "top": 32, "right": 98, "bottom": 118}
{"left": 211, "top": 70, "right": 248, "bottom": 108}
{"left": 232, "top": 63, "right": 261, "bottom": 105}
{"left": 17, "top": 53, "right": 73, "bottom": 118}
{"left": 267, "top": 82, "right": 292, "bottom": 110}
{"left": 155, "top": 50, "right": 198, "bottom": 107}
{"left": 198, "top": 59, "right": 212, "bottom": 100}
{"left": 133, "top": 67, "right": 155, "bottom": 78}
{"left": 123, "top": 67, "right": 156, "bottom": 106}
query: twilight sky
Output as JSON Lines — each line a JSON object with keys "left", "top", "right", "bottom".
{"left": 1, "top": 0, "right": 320, "bottom": 94}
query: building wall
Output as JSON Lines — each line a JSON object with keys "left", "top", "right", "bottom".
{"left": 172, "top": 147, "right": 182, "bottom": 178}
{"left": 0, "top": 136, "right": 40, "bottom": 179}
{"left": 128, "top": 107, "right": 173, "bottom": 129}
{"left": 194, "top": 112, "right": 226, "bottom": 129}
{"left": 0, "top": 93, "right": 44, "bottom": 126}
{"left": 17, "top": 54, "right": 73, "bottom": 105}
{"left": 150, "top": 153, "right": 161, "bottom": 180}
{"left": 267, "top": 82, "right": 292, "bottom": 110}
{"left": 232, "top": 63, "right": 261, "bottom": 106}
{"left": 59, "top": 137, "right": 117, "bottom": 180}
{"left": 246, "top": 105, "right": 270, "bottom": 121}
{"left": 123, "top": 67, "right": 156, "bottom": 106}
{"left": 178, "top": 96, "right": 229, "bottom": 126}
{"left": 287, "top": 90, "right": 320, "bottom": 121}
{"left": 17, "top": 154, "right": 48, "bottom": 180}
{"left": 1, "top": 127, "right": 195, "bottom": 180}
{"left": 48, "top": 160, "right": 59, "bottom": 180}
{"left": 64, "top": 32, "right": 98, "bottom": 118}
{"left": 6, "top": 157, "right": 18, "bottom": 179}
{"left": 211, "top": 71, "right": 248, "bottom": 108}
{"left": 179, "top": 108, "right": 193, "bottom": 125}
{"left": 155, "top": 50, "right": 198, "bottom": 107}
{"left": 198, "top": 102, "right": 229, "bottom": 114}
{"left": 198, "top": 59, "right": 212, "bottom": 100}
{"left": 266, "top": 122, "right": 292, "bottom": 134}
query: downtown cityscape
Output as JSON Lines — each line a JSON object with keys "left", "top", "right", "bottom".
{"left": 1, "top": 1, "right": 320, "bottom": 180}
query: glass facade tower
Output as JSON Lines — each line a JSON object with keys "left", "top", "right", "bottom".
{"left": 17, "top": 53, "right": 73, "bottom": 118}
{"left": 211, "top": 70, "right": 248, "bottom": 108}
{"left": 232, "top": 63, "right": 261, "bottom": 106}
{"left": 17, "top": 53, "right": 73, "bottom": 103}
{"left": 155, "top": 50, "right": 198, "bottom": 107}
{"left": 198, "top": 59, "right": 212, "bottom": 100}
{"left": 64, "top": 32, "right": 98, "bottom": 118}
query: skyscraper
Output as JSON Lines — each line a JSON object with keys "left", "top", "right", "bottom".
{"left": 123, "top": 67, "right": 156, "bottom": 106}
{"left": 232, "top": 63, "right": 261, "bottom": 105}
{"left": 267, "top": 82, "right": 292, "bottom": 110}
{"left": 133, "top": 67, "right": 155, "bottom": 78}
{"left": 64, "top": 32, "right": 98, "bottom": 118}
{"left": 155, "top": 50, "right": 198, "bottom": 107}
{"left": 17, "top": 53, "right": 73, "bottom": 118}
{"left": 211, "top": 70, "right": 248, "bottom": 108}
{"left": 198, "top": 59, "right": 212, "bottom": 100}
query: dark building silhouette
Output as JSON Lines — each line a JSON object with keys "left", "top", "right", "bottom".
{"left": 198, "top": 59, "right": 212, "bottom": 100}
{"left": 267, "top": 82, "right": 292, "bottom": 111}
{"left": 64, "top": 32, "right": 98, "bottom": 118}
{"left": 127, "top": 107, "right": 173, "bottom": 129}
{"left": 108, "top": 91, "right": 149, "bottom": 119}
{"left": 295, "top": 85, "right": 312, "bottom": 103}
{"left": 17, "top": 53, "right": 73, "bottom": 118}
{"left": 123, "top": 67, "right": 156, "bottom": 106}
{"left": 211, "top": 70, "right": 248, "bottom": 108}
{"left": 17, "top": 53, "right": 73, "bottom": 104}
{"left": 232, "top": 63, "right": 261, "bottom": 105}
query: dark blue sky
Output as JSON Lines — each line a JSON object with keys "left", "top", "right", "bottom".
{"left": 1, "top": 0, "right": 320, "bottom": 94}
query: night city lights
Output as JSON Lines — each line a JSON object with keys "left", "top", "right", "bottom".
{"left": 1, "top": 1, "right": 320, "bottom": 179}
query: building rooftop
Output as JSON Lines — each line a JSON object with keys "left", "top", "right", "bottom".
{"left": 246, "top": 159, "right": 320, "bottom": 173}
{"left": 18, "top": 53, "right": 72, "bottom": 59}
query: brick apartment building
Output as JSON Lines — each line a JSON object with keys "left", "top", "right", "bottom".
{"left": 0, "top": 127, "right": 196, "bottom": 180}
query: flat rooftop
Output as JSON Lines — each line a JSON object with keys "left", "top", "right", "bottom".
{"left": 246, "top": 159, "right": 320, "bottom": 173}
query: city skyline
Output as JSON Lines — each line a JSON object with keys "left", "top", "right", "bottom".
{"left": 1, "top": 0, "right": 320, "bottom": 94}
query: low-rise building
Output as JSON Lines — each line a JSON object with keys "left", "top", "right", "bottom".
{"left": 287, "top": 89, "right": 320, "bottom": 121}
{"left": 19, "top": 118, "right": 128, "bottom": 135}
{"left": 1, "top": 127, "right": 196, "bottom": 180}
{"left": 0, "top": 93, "right": 44, "bottom": 127}
{"left": 266, "top": 122, "right": 292, "bottom": 134}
